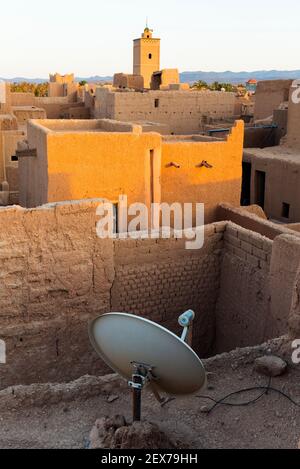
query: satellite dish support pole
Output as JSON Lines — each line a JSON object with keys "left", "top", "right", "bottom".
{"left": 129, "top": 362, "right": 153, "bottom": 422}
{"left": 132, "top": 374, "right": 143, "bottom": 422}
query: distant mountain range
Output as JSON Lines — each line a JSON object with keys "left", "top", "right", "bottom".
{"left": 1, "top": 70, "right": 300, "bottom": 85}
{"left": 180, "top": 70, "right": 300, "bottom": 84}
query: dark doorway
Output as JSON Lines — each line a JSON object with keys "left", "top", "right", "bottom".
{"left": 282, "top": 202, "right": 290, "bottom": 219}
{"left": 255, "top": 170, "right": 266, "bottom": 210}
{"left": 241, "top": 162, "right": 252, "bottom": 206}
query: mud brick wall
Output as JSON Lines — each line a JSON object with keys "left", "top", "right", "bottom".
{"left": 0, "top": 201, "right": 115, "bottom": 389}
{"left": 1, "top": 200, "right": 298, "bottom": 390}
{"left": 215, "top": 223, "right": 274, "bottom": 353}
{"left": 0, "top": 200, "right": 226, "bottom": 389}
{"left": 111, "top": 223, "right": 226, "bottom": 358}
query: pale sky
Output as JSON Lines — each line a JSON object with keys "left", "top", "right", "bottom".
{"left": 1, "top": 0, "right": 299, "bottom": 77}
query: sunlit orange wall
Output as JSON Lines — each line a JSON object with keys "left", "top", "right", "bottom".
{"left": 46, "top": 132, "right": 162, "bottom": 209}
{"left": 161, "top": 121, "right": 244, "bottom": 223}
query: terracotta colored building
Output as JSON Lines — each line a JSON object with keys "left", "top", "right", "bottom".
{"left": 18, "top": 118, "right": 244, "bottom": 224}
{"left": 133, "top": 27, "right": 160, "bottom": 89}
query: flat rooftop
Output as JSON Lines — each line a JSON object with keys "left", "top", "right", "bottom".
{"left": 244, "top": 145, "right": 300, "bottom": 165}
{"left": 30, "top": 119, "right": 142, "bottom": 134}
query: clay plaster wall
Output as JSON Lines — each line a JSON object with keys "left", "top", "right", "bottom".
{"left": 217, "top": 203, "right": 300, "bottom": 240}
{"left": 20, "top": 119, "right": 244, "bottom": 226}
{"left": 0, "top": 201, "right": 298, "bottom": 389}
{"left": 10, "top": 93, "right": 81, "bottom": 119}
{"left": 0, "top": 201, "right": 114, "bottom": 389}
{"left": 94, "top": 88, "right": 238, "bottom": 134}
{"left": 111, "top": 223, "right": 225, "bottom": 359}
{"left": 19, "top": 120, "right": 161, "bottom": 210}
{"left": 11, "top": 93, "right": 36, "bottom": 107}
{"left": 113, "top": 74, "right": 144, "bottom": 91}
{"left": 0, "top": 201, "right": 224, "bottom": 389}
{"left": 161, "top": 122, "right": 244, "bottom": 224}
{"left": 243, "top": 149, "right": 300, "bottom": 223}
{"left": 215, "top": 225, "right": 300, "bottom": 352}
{"left": 254, "top": 80, "right": 292, "bottom": 121}
{"left": 12, "top": 107, "right": 47, "bottom": 125}
{"left": 215, "top": 224, "right": 273, "bottom": 353}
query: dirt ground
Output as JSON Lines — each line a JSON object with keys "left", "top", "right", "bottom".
{"left": 0, "top": 339, "right": 299, "bottom": 449}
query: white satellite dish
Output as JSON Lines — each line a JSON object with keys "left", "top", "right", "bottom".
{"left": 89, "top": 311, "right": 206, "bottom": 421}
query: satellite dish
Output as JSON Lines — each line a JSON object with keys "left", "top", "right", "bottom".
{"left": 89, "top": 311, "right": 206, "bottom": 421}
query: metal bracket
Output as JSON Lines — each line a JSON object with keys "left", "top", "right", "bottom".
{"left": 128, "top": 361, "right": 173, "bottom": 421}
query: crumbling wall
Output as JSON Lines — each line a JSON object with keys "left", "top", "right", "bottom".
{"left": 0, "top": 201, "right": 225, "bottom": 389}
{"left": 215, "top": 223, "right": 273, "bottom": 353}
{"left": 0, "top": 201, "right": 115, "bottom": 389}
{"left": 0, "top": 201, "right": 298, "bottom": 390}
{"left": 217, "top": 203, "right": 300, "bottom": 240}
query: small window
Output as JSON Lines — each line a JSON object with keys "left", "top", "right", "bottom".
{"left": 154, "top": 98, "right": 159, "bottom": 108}
{"left": 11, "top": 155, "right": 18, "bottom": 162}
{"left": 282, "top": 202, "right": 290, "bottom": 219}
{"left": 148, "top": 53, "right": 152, "bottom": 59}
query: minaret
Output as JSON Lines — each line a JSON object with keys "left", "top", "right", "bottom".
{"left": 133, "top": 26, "right": 160, "bottom": 89}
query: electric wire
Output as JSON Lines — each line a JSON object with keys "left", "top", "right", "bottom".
{"left": 196, "top": 377, "right": 300, "bottom": 414}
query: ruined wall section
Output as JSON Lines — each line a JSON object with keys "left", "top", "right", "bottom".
{"left": 0, "top": 201, "right": 225, "bottom": 389}
{"left": 0, "top": 201, "right": 115, "bottom": 389}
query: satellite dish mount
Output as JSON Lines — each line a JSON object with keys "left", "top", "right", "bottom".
{"left": 128, "top": 310, "right": 195, "bottom": 422}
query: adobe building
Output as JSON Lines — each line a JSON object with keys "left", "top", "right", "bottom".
{"left": 18, "top": 118, "right": 244, "bottom": 223}
{"left": 0, "top": 74, "right": 92, "bottom": 206}
{"left": 0, "top": 84, "right": 30, "bottom": 205}
{"left": 242, "top": 80, "right": 300, "bottom": 224}
{"left": 9, "top": 74, "right": 90, "bottom": 120}
{"left": 113, "top": 73, "right": 144, "bottom": 91}
{"left": 133, "top": 27, "right": 160, "bottom": 89}
{"left": 48, "top": 73, "right": 78, "bottom": 98}
{"left": 254, "top": 79, "right": 293, "bottom": 121}
{"left": 94, "top": 87, "right": 238, "bottom": 134}
{"left": 90, "top": 27, "right": 240, "bottom": 133}
{"left": 151, "top": 69, "right": 189, "bottom": 91}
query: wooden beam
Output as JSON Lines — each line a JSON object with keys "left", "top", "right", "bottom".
{"left": 15, "top": 148, "right": 37, "bottom": 158}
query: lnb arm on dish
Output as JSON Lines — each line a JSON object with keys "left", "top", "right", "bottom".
{"left": 179, "top": 310, "right": 195, "bottom": 328}
{"left": 179, "top": 310, "right": 195, "bottom": 343}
